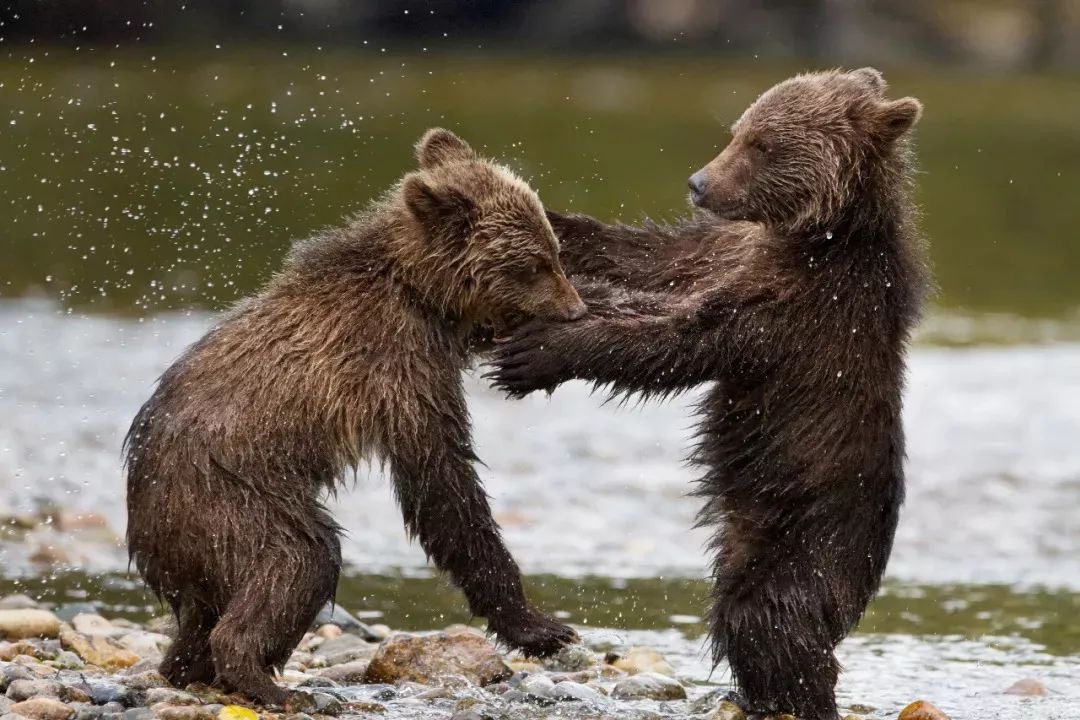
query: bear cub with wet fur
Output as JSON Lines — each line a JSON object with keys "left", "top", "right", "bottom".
{"left": 493, "top": 69, "right": 930, "bottom": 720}
{"left": 125, "top": 129, "right": 583, "bottom": 705}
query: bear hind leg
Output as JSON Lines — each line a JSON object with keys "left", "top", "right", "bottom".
{"left": 209, "top": 529, "right": 340, "bottom": 706}
{"left": 160, "top": 598, "right": 218, "bottom": 688}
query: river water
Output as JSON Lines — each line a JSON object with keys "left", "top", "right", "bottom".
{"left": 0, "top": 299, "right": 1077, "bottom": 718}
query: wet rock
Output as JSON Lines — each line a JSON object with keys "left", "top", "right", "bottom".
{"left": 116, "top": 673, "right": 168, "bottom": 691}
{"left": 315, "top": 660, "right": 370, "bottom": 684}
{"left": 505, "top": 659, "right": 543, "bottom": 673}
{"left": 59, "top": 627, "right": 139, "bottom": 670}
{"left": 8, "top": 679, "right": 90, "bottom": 705}
{"left": 115, "top": 635, "right": 166, "bottom": 664}
{"left": 121, "top": 709, "right": 154, "bottom": 720}
{"left": 215, "top": 707, "right": 257, "bottom": 720}
{"left": 9, "top": 698, "right": 76, "bottom": 720}
{"left": 0, "top": 596, "right": 41, "bottom": 611}
{"left": 142, "top": 690, "right": 198, "bottom": 707}
{"left": 52, "top": 606, "right": 99, "bottom": 625}
{"left": 0, "top": 641, "right": 50, "bottom": 662}
{"left": 543, "top": 644, "right": 594, "bottom": 672}
{"left": 608, "top": 647, "right": 674, "bottom": 676}
{"left": 1003, "top": 678, "right": 1047, "bottom": 696}
{"left": 179, "top": 687, "right": 229, "bottom": 708}
{"left": 73, "top": 705, "right": 105, "bottom": 720}
{"left": 367, "top": 625, "right": 391, "bottom": 641}
{"left": 707, "top": 700, "right": 747, "bottom": 720}
{"left": 842, "top": 715, "right": 866, "bottom": 720}
{"left": 0, "top": 662, "right": 35, "bottom": 688}
{"left": 0, "top": 610, "right": 62, "bottom": 640}
{"left": 517, "top": 674, "right": 554, "bottom": 699}
{"left": 70, "top": 617, "right": 119, "bottom": 639}
{"left": 449, "top": 712, "right": 493, "bottom": 720}
{"left": 898, "top": 700, "right": 951, "bottom": 720}
{"left": 151, "top": 707, "right": 216, "bottom": 720}
{"left": 312, "top": 606, "right": 380, "bottom": 641}
{"left": 363, "top": 632, "right": 511, "bottom": 687}
{"left": 49, "top": 651, "right": 85, "bottom": 670}
{"left": 611, "top": 671, "right": 686, "bottom": 701}
{"left": 74, "top": 679, "right": 130, "bottom": 707}
{"left": 550, "top": 681, "right": 604, "bottom": 703}
{"left": 314, "top": 625, "right": 341, "bottom": 640}
{"left": 311, "top": 634, "right": 376, "bottom": 666}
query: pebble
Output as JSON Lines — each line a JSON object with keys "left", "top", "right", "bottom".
{"left": 152, "top": 706, "right": 216, "bottom": 720}
{"left": 311, "top": 634, "right": 376, "bottom": 666}
{"left": 75, "top": 678, "right": 129, "bottom": 706}
{"left": 58, "top": 628, "right": 139, "bottom": 670}
{"left": 609, "top": 646, "right": 674, "bottom": 676}
{"left": 312, "top": 606, "right": 380, "bottom": 642}
{"left": 0, "top": 611, "right": 62, "bottom": 641}
{"left": 216, "top": 707, "right": 257, "bottom": 720}
{"left": 143, "top": 689, "right": 199, "bottom": 706}
{"left": 116, "top": 672, "right": 168, "bottom": 691}
{"left": 8, "top": 679, "right": 91, "bottom": 704}
{"left": 70, "top": 616, "right": 118, "bottom": 638}
{"left": 898, "top": 699, "right": 951, "bottom": 720}
{"left": 9, "top": 697, "right": 76, "bottom": 720}
{"left": 611, "top": 671, "right": 687, "bottom": 701}
{"left": 363, "top": 631, "right": 511, "bottom": 687}
{"left": 550, "top": 681, "right": 604, "bottom": 703}
{"left": 314, "top": 660, "right": 370, "bottom": 683}
{"left": 517, "top": 674, "right": 554, "bottom": 698}
{"left": 543, "top": 644, "right": 595, "bottom": 672}
{"left": 121, "top": 708, "right": 154, "bottom": 720}
{"left": 707, "top": 700, "right": 747, "bottom": 720}
{"left": 0, "top": 597, "right": 40, "bottom": 611}
{"left": 1003, "top": 678, "right": 1047, "bottom": 696}
{"left": 50, "top": 652, "right": 85, "bottom": 670}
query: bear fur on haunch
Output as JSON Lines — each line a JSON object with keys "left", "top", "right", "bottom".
{"left": 125, "top": 128, "right": 584, "bottom": 705}
{"left": 491, "top": 69, "right": 931, "bottom": 720}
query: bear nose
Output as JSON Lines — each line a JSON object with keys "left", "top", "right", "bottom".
{"left": 688, "top": 172, "right": 709, "bottom": 205}
{"left": 566, "top": 299, "right": 587, "bottom": 321}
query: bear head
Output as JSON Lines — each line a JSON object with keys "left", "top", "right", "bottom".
{"left": 401, "top": 128, "right": 585, "bottom": 332}
{"left": 688, "top": 68, "right": 923, "bottom": 233}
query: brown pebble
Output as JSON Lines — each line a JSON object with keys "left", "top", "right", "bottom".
{"left": 315, "top": 624, "right": 343, "bottom": 640}
{"left": 10, "top": 697, "right": 76, "bottom": 720}
{"left": 152, "top": 704, "right": 217, "bottom": 720}
{"left": 1004, "top": 678, "right": 1047, "bottom": 696}
{"left": 315, "top": 659, "right": 370, "bottom": 683}
{"left": 898, "top": 699, "right": 951, "bottom": 720}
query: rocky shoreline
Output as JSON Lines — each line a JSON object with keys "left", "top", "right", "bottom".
{"left": 0, "top": 594, "right": 959, "bottom": 720}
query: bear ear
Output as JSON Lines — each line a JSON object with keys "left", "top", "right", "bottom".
{"left": 875, "top": 97, "right": 923, "bottom": 143}
{"left": 402, "top": 172, "right": 477, "bottom": 239}
{"left": 850, "top": 67, "right": 887, "bottom": 94}
{"left": 415, "top": 128, "right": 475, "bottom": 169}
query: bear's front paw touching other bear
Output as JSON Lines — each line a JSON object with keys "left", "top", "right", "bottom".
{"left": 490, "top": 605, "right": 580, "bottom": 658}
{"left": 486, "top": 319, "right": 577, "bottom": 397}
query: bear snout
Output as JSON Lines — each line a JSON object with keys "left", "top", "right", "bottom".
{"left": 564, "top": 298, "right": 587, "bottom": 321}
{"left": 688, "top": 171, "right": 709, "bottom": 206}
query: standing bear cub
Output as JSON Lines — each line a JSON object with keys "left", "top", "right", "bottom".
{"left": 125, "top": 129, "right": 584, "bottom": 705}
{"left": 493, "top": 69, "right": 930, "bottom": 720}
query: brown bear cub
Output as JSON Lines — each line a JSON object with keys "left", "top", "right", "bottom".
{"left": 492, "top": 69, "right": 931, "bottom": 720}
{"left": 125, "top": 129, "right": 584, "bottom": 705}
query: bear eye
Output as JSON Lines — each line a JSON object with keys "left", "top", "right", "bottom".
{"left": 517, "top": 259, "right": 541, "bottom": 279}
{"left": 750, "top": 137, "right": 771, "bottom": 154}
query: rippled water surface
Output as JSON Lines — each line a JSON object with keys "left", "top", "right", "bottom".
{"left": 1, "top": 300, "right": 1078, "bottom": 717}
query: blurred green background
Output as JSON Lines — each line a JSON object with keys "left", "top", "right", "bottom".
{"left": 1, "top": 2, "right": 1079, "bottom": 326}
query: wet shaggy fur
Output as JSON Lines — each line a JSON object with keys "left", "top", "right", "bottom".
{"left": 491, "top": 69, "right": 931, "bottom": 719}
{"left": 125, "top": 129, "right": 583, "bottom": 705}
